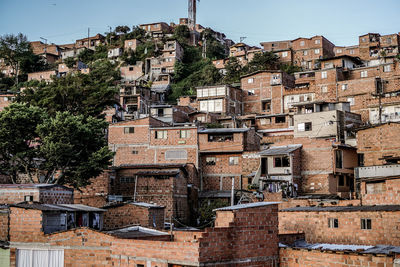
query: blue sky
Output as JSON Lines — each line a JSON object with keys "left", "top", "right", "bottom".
{"left": 1, "top": 0, "right": 400, "bottom": 47}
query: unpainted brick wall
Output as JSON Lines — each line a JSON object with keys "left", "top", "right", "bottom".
{"left": 0, "top": 210, "right": 9, "bottom": 241}
{"left": 279, "top": 210, "right": 400, "bottom": 246}
{"left": 103, "top": 204, "right": 164, "bottom": 230}
{"left": 280, "top": 247, "right": 395, "bottom": 267}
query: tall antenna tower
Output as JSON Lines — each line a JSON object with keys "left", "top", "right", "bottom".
{"left": 188, "top": 0, "right": 197, "bottom": 31}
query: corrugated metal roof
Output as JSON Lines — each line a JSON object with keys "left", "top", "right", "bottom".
{"left": 11, "top": 203, "right": 105, "bottom": 212}
{"left": 106, "top": 226, "right": 168, "bottom": 239}
{"left": 57, "top": 204, "right": 106, "bottom": 212}
{"left": 259, "top": 144, "right": 302, "bottom": 156}
{"left": 213, "top": 202, "right": 280, "bottom": 211}
{"left": 281, "top": 205, "right": 400, "bottom": 212}
{"left": 286, "top": 240, "right": 400, "bottom": 255}
{"left": 0, "top": 184, "right": 72, "bottom": 190}
{"left": 199, "top": 190, "right": 232, "bottom": 198}
{"left": 151, "top": 84, "right": 170, "bottom": 92}
{"left": 198, "top": 128, "right": 250, "bottom": 134}
{"left": 135, "top": 169, "right": 180, "bottom": 176}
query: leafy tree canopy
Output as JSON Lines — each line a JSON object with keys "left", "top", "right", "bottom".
{"left": 0, "top": 33, "right": 48, "bottom": 86}
{"left": 0, "top": 103, "right": 113, "bottom": 187}
{"left": 115, "top": 25, "right": 130, "bottom": 35}
{"left": 17, "top": 59, "right": 120, "bottom": 118}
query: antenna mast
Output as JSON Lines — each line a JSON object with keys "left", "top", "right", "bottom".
{"left": 188, "top": 0, "right": 197, "bottom": 31}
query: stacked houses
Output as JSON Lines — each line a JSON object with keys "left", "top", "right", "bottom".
{"left": 1, "top": 22, "right": 400, "bottom": 266}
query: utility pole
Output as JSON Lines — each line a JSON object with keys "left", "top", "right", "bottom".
{"left": 108, "top": 26, "right": 112, "bottom": 45}
{"left": 240, "top": 37, "right": 247, "bottom": 43}
{"left": 202, "top": 36, "right": 207, "bottom": 58}
{"left": 40, "top": 37, "right": 48, "bottom": 53}
{"left": 87, "top": 28, "right": 90, "bottom": 49}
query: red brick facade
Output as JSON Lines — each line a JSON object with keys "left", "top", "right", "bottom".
{"left": 279, "top": 208, "right": 400, "bottom": 246}
{"left": 103, "top": 202, "right": 165, "bottom": 230}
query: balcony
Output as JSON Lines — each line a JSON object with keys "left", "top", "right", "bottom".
{"left": 355, "top": 164, "right": 400, "bottom": 179}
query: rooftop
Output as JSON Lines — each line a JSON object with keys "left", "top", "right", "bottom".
{"left": 284, "top": 240, "right": 400, "bottom": 255}
{"left": 198, "top": 128, "right": 250, "bottom": 134}
{"left": 0, "top": 184, "right": 72, "bottom": 191}
{"left": 214, "top": 202, "right": 280, "bottom": 211}
{"left": 281, "top": 205, "right": 400, "bottom": 212}
{"left": 11, "top": 202, "right": 105, "bottom": 212}
{"left": 106, "top": 226, "right": 169, "bottom": 239}
{"left": 259, "top": 144, "right": 302, "bottom": 156}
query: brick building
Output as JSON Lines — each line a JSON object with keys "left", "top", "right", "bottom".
{"left": 280, "top": 205, "right": 400, "bottom": 246}
{"left": 0, "top": 184, "right": 73, "bottom": 205}
{"left": 27, "top": 70, "right": 57, "bottom": 82}
{"left": 4, "top": 202, "right": 280, "bottom": 267}
{"left": 355, "top": 123, "right": 400, "bottom": 205}
{"left": 196, "top": 85, "right": 243, "bottom": 116}
{"left": 102, "top": 202, "right": 165, "bottom": 230}
{"left": 108, "top": 117, "right": 199, "bottom": 167}
{"left": 110, "top": 164, "right": 197, "bottom": 223}
{"left": 198, "top": 128, "right": 260, "bottom": 201}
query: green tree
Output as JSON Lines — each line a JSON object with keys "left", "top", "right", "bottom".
{"left": 0, "top": 103, "right": 113, "bottom": 187}
{"left": 17, "top": 59, "right": 120, "bottom": 118}
{"left": 247, "top": 51, "right": 279, "bottom": 73}
{"left": 173, "top": 25, "right": 190, "bottom": 45}
{"left": 200, "top": 28, "right": 227, "bottom": 60}
{"left": 115, "top": 25, "right": 130, "bottom": 35}
{"left": 77, "top": 48, "right": 95, "bottom": 64}
{"left": 223, "top": 57, "right": 244, "bottom": 84}
{"left": 0, "top": 33, "right": 46, "bottom": 85}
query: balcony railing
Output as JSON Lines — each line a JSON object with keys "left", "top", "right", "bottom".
{"left": 355, "top": 164, "right": 400, "bottom": 179}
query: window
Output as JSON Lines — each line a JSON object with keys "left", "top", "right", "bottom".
{"left": 358, "top": 153, "right": 364, "bottom": 167}
{"left": 124, "top": 127, "right": 135, "bottom": 134}
{"left": 229, "top": 156, "right": 239, "bottom": 165}
{"left": 274, "top": 156, "right": 290, "bottom": 167}
{"left": 129, "top": 66, "right": 134, "bottom": 71}
{"left": 155, "top": 130, "right": 167, "bottom": 139}
{"left": 206, "top": 157, "right": 216, "bottom": 165}
{"left": 16, "top": 249, "right": 64, "bottom": 267}
{"left": 335, "top": 150, "right": 343, "bottom": 169}
{"left": 165, "top": 150, "right": 187, "bottom": 160}
{"left": 314, "top": 49, "right": 320, "bottom": 54}
{"left": 132, "top": 150, "right": 138, "bottom": 154}
{"left": 274, "top": 116, "right": 285, "bottom": 124}
{"left": 303, "top": 50, "right": 308, "bottom": 56}
{"left": 260, "top": 118, "right": 271, "bottom": 125}
{"left": 180, "top": 130, "right": 190, "bottom": 138}
{"left": 208, "top": 133, "right": 233, "bottom": 142}
{"left": 328, "top": 218, "right": 338, "bottom": 228}
{"left": 336, "top": 49, "right": 342, "bottom": 54}
{"left": 315, "top": 39, "right": 321, "bottom": 44}
{"left": 262, "top": 101, "right": 271, "bottom": 111}
{"left": 282, "top": 51, "right": 288, "bottom": 57}
{"left": 300, "top": 41, "right": 305, "bottom": 46}
{"left": 383, "top": 65, "right": 391, "bottom": 72}
{"left": 361, "top": 218, "right": 372, "bottom": 230}
{"left": 137, "top": 265, "right": 145, "bottom": 267}
{"left": 349, "top": 49, "right": 355, "bottom": 55}
{"left": 347, "top": 97, "right": 355, "bottom": 106}
{"left": 248, "top": 78, "right": 254, "bottom": 84}
{"left": 361, "top": 70, "right": 368, "bottom": 78}
{"left": 321, "top": 85, "right": 328, "bottom": 93}
{"left": 341, "top": 84, "right": 348, "bottom": 90}
{"left": 321, "top": 71, "right": 327, "bottom": 79}
{"left": 386, "top": 37, "right": 392, "bottom": 44}
{"left": 247, "top": 89, "right": 255, "bottom": 95}
{"left": 298, "top": 122, "right": 312, "bottom": 132}
{"left": 366, "top": 181, "right": 385, "bottom": 194}
{"left": 338, "top": 175, "right": 345, "bottom": 186}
